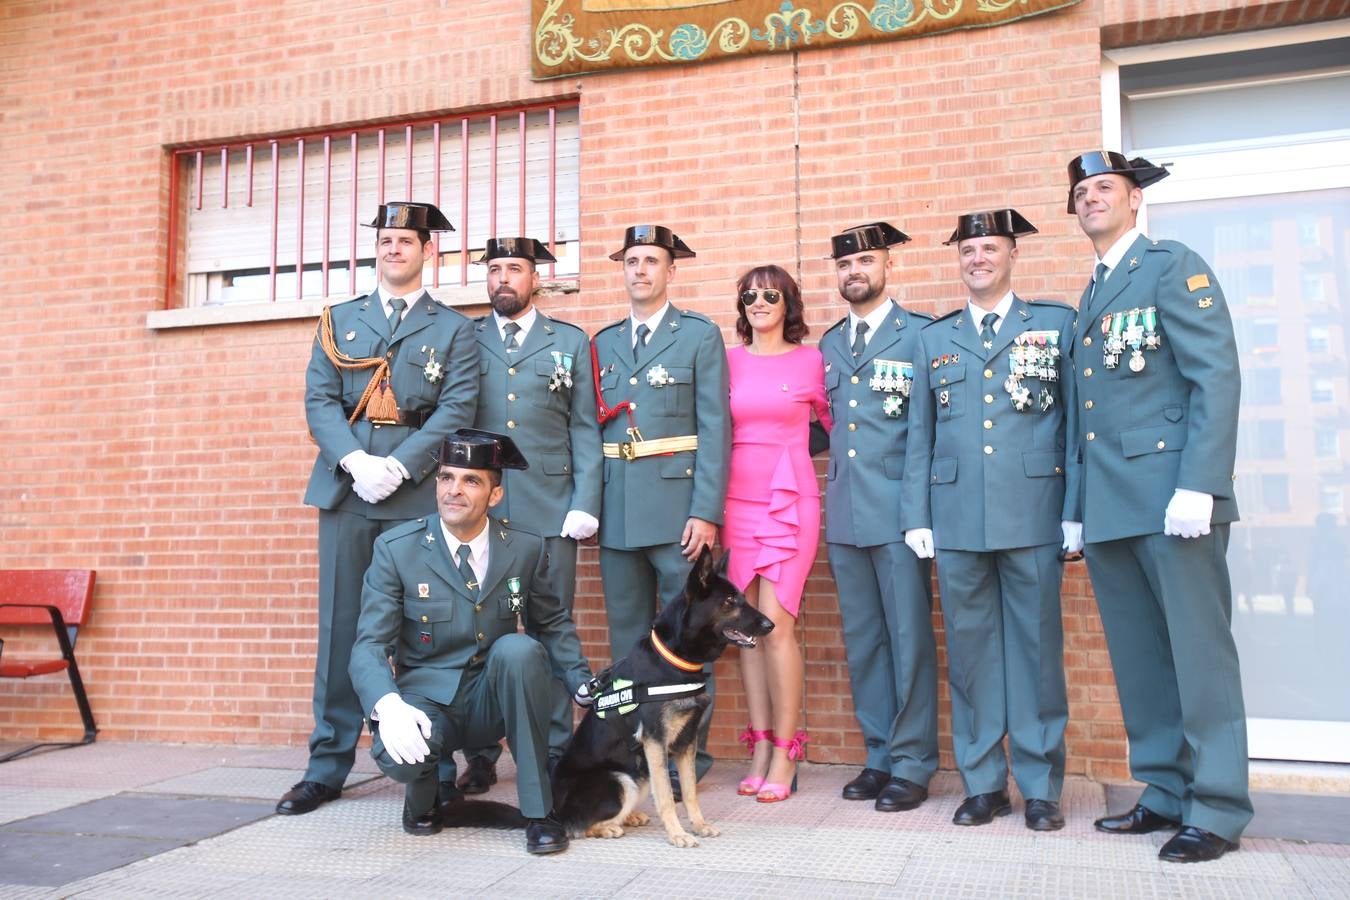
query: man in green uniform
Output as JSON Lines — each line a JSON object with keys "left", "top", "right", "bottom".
{"left": 902, "top": 209, "right": 1079, "bottom": 830}
{"left": 819, "top": 222, "right": 939, "bottom": 813}
{"left": 448, "top": 237, "right": 602, "bottom": 798}
{"left": 591, "top": 225, "right": 730, "bottom": 783}
{"left": 279, "top": 202, "right": 479, "bottom": 817}
{"left": 1065, "top": 151, "right": 1250, "bottom": 863}
{"left": 349, "top": 429, "right": 592, "bottom": 854}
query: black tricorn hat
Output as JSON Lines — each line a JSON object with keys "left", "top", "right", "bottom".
{"left": 607, "top": 225, "right": 696, "bottom": 262}
{"left": 828, "top": 222, "right": 910, "bottom": 259}
{"left": 435, "top": 428, "right": 528, "bottom": 471}
{"left": 473, "top": 237, "right": 558, "bottom": 265}
{"left": 364, "top": 202, "right": 455, "bottom": 232}
{"left": 943, "top": 209, "right": 1038, "bottom": 246}
{"left": 1066, "top": 151, "right": 1170, "bottom": 213}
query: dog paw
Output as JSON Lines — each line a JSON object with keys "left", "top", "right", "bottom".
{"left": 666, "top": 831, "right": 699, "bottom": 848}
{"left": 692, "top": 822, "right": 720, "bottom": 838}
{"left": 624, "top": 812, "right": 650, "bottom": 827}
{"left": 585, "top": 823, "right": 625, "bottom": 839}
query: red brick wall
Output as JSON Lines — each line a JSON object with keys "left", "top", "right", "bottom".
{"left": 1, "top": 0, "right": 1331, "bottom": 783}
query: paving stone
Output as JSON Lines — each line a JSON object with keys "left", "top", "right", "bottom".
{"left": 138, "top": 766, "right": 378, "bottom": 801}
{"left": 0, "top": 832, "right": 182, "bottom": 888}
{"left": 1, "top": 795, "right": 273, "bottom": 841}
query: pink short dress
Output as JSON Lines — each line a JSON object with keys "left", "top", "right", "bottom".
{"left": 721, "top": 344, "right": 833, "bottom": 618}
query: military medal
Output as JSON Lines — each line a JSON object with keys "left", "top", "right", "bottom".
{"left": 1143, "top": 307, "right": 1161, "bottom": 349}
{"left": 548, "top": 351, "right": 574, "bottom": 392}
{"left": 422, "top": 348, "right": 444, "bottom": 383}
{"left": 506, "top": 576, "right": 524, "bottom": 614}
{"left": 417, "top": 583, "right": 430, "bottom": 599}
{"left": 869, "top": 359, "right": 884, "bottom": 391}
{"left": 897, "top": 362, "right": 913, "bottom": 397}
{"left": 1011, "top": 385, "right": 1033, "bottom": 411}
{"left": 1039, "top": 387, "right": 1055, "bottom": 412}
{"left": 419, "top": 631, "right": 432, "bottom": 644}
{"left": 1129, "top": 349, "right": 1146, "bottom": 372}
{"left": 646, "top": 364, "right": 673, "bottom": 387}
{"left": 939, "top": 389, "right": 950, "bottom": 409}
{"left": 883, "top": 394, "right": 904, "bottom": 417}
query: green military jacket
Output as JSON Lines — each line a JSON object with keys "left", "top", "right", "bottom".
{"left": 303, "top": 292, "right": 479, "bottom": 520}
{"left": 348, "top": 516, "right": 591, "bottom": 711}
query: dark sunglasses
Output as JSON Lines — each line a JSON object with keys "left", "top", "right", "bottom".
{"left": 739, "top": 288, "right": 783, "bottom": 305}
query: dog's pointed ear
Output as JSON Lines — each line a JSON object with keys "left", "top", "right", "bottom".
{"left": 691, "top": 545, "right": 716, "bottom": 593}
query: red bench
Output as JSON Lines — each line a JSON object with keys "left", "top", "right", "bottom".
{"left": 0, "top": 569, "right": 98, "bottom": 763}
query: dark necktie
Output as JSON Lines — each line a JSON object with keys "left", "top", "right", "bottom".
{"left": 387, "top": 296, "right": 407, "bottom": 338}
{"left": 634, "top": 323, "right": 650, "bottom": 363}
{"left": 1088, "top": 262, "right": 1108, "bottom": 304}
{"left": 851, "top": 321, "right": 869, "bottom": 358}
{"left": 456, "top": 544, "right": 478, "bottom": 595}
{"left": 503, "top": 321, "right": 521, "bottom": 353}
{"left": 980, "top": 312, "right": 999, "bottom": 350}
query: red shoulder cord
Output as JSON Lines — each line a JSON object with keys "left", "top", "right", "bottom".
{"left": 591, "top": 338, "right": 639, "bottom": 430}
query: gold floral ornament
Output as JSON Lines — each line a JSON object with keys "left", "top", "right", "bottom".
{"left": 532, "top": 0, "right": 1081, "bottom": 77}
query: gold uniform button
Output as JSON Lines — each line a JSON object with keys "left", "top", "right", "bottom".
{"left": 984, "top": 369, "right": 993, "bottom": 379}
{"left": 848, "top": 399, "right": 858, "bottom": 408}
{"left": 508, "top": 367, "right": 517, "bottom": 375}
{"left": 1086, "top": 431, "right": 1096, "bottom": 441}
{"left": 848, "top": 423, "right": 857, "bottom": 432}
{"left": 984, "top": 394, "right": 993, "bottom": 404}
{"left": 851, "top": 375, "right": 859, "bottom": 384}
{"left": 1084, "top": 400, "right": 1094, "bottom": 410}
{"left": 476, "top": 632, "right": 485, "bottom": 641}
{"left": 501, "top": 518, "right": 509, "bottom": 524}
{"left": 475, "top": 605, "right": 482, "bottom": 613}
{"left": 507, "top": 393, "right": 516, "bottom": 401}
{"left": 847, "top": 449, "right": 857, "bottom": 458}
{"left": 1157, "top": 440, "right": 1166, "bottom": 449}
{"left": 507, "top": 420, "right": 516, "bottom": 429}
{"left": 983, "top": 445, "right": 993, "bottom": 455}
{"left": 1083, "top": 336, "right": 1093, "bottom": 347}
{"left": 940, "top": 377, "right": 948, "bottom": 385}
{"left": 1084, "top": 367, "right": 1093, "bottom": 377}
{"left": 629, "top": 376, "right": 638, "bottom": 386}
{"left": 420, "top": 615, "right": 429, "bottom": 623}
{"left": 983, "top": 420, "right": 993, "bottom": 430}
{"left": 629, "top": 401, "right": 638, "bottom": 410}
{"left": 1055, "top": 466, "right": 1063, "bottom": 474}
{"left": 685, "top": 468, "right": 692, "bottom": 475}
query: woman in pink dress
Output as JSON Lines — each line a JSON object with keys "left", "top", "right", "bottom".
{"left": 722, "top": 264, "right": 831, "bottom": 803}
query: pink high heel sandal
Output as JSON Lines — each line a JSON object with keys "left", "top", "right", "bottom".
{"left": 757, "top": 731, "right": 808, "bottom": 803}
{"left": 737, "top": 725, "right": 775, "bottom": 796}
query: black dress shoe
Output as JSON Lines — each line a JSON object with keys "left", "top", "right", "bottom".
{"left": 1094, "top": 803, "right": 1180, "bottom": 835}
{"left": 1159, "top": 826, "right": 1238, "bottom": 863}
{"left": 1024, "top": 799, "right": 1066, "bottom": 831}
{"left": 875, "top": 777, "right": 928, "bottom": 812}
{"left": 525, "top": 814, "right": 569, "bottom": 855}
{"left": 402, "top": 802, "right": 443, "bottom": 837}
{"left": 842, "top": 768, "right": 890, "bottom": 801}
{"left": 953, "top": 790, "right": 1012, "bottom": 826}
{"left": 275, "top": 780, "right": 341, "bottom": 816}
{"left": 456, "top": 757, "right": 497, "bottom": 795}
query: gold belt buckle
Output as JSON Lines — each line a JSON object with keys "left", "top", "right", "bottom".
{"left": 618, "top": 441, "right": 636, "bottom": 461}
{"left": 367, "top": 415, "right": 399, "bottom": 425}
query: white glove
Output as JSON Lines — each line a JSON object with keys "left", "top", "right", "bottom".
{"left": 573, "top": 678, "right": 596, "bottom": 708}
{"left": 372, "top": 692, "right": 432, "bottom": 765}
{"left": 385, "top": 455, "right": 410, "bottom": 481}
{"left": 1164, "top": 488, "right": 1214, "bottom": 539}
{"left": 1061, "top": 521, "right": 1084, "bottom": 555}
{"left": 560, "top": 509, "right": 599, "bottom": 541}
{"left": 342, "top": 450, "right": 403, "bottom": 504}
{"left": 904, "top": 528, "right": 935, "bottom": 560}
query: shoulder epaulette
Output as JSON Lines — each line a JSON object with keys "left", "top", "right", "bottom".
{"left": 678, "top": 309, "right": 715, "bottom": 325}
{"left": 330, "top": 293, "right": 373, "bottom": 310}
{"left": 909, "top": 310, "right": 936, "bottom": 322}
{"left": 829, "top": 314, "right": 850, "bottom": 333}
{"left": 1146, "top": 238, "right": 1181, "bottom": 254}
{"left": 931, "top": 308, "right": 963, "bottom": 324}
{"left": 1025, "top": 299, "right": 1075, "bottom": 313}
{"left": 540, "top": 314, "right": 586, "bottom": 336}
{"left": 595, "top": 318, "right": 627, "bottom": 337}
{"left": 385, "top": 517, "right": 431, "bottom": 542}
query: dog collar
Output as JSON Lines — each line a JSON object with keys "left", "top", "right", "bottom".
{"left": 650, "top": 630, "right": 703, "bottom": 673}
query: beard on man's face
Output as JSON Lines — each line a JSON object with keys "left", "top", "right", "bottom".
{"left": 491, "top": 287, "right": 528, "bottom": 318}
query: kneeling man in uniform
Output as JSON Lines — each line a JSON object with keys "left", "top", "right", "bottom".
{"left": 348, "top": 429, "right": 593, "bottom": 854}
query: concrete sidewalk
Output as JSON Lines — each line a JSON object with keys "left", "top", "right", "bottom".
{"left": 1, "top": 741, "right": 1347, "bottom": 898}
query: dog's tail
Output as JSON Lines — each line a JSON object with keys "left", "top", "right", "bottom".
{"left": 439, "top": 799, "right": 528, "bottom": 830}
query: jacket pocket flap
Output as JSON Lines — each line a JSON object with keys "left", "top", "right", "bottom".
{"left": 1121, "top": 423, "right": 1188, "bottom": 458}
{"left": 933, "top": 364, "right": 966, "bottom": 387}
{"left": 540, "top": 451, "right": 571, "bottom": 475}
{"left": 931, "top": 456, "right": 957, "bottom": 484}
{"left": 883, "top": 452, "right": 905, "bottom": 480}
{"left": 404, "top": 601, "right": 454, "bottom": 623}
{"left": 1022, "top": 449, "right": 1064, "bottom": 477}
{"left": 664, "top": 366, "right": 693, "bottom": 384}
{"left": 660, "top": 453, "right": 695, "bottom": 479}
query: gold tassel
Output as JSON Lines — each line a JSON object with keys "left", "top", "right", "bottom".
{"left": 366, "top": 375, "right": 401, "bottom": 423}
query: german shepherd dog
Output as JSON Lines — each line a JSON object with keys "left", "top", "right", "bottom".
{"left": 439, "top": 548, "right": 773, "bottom": 848}
{"left": 552, "top": 547, "right": 773, "bottom": 847}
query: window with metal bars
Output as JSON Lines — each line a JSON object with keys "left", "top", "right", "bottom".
{"left": 164, "top": 103, "right": 579, "bottom": 310}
